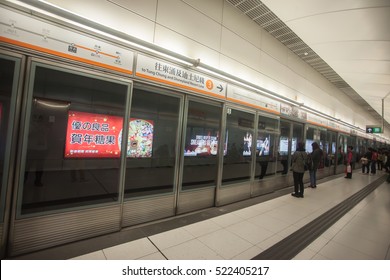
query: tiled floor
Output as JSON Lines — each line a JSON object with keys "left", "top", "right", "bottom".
{"left": 72, "top": 171, "right": 390, "bottom": 260}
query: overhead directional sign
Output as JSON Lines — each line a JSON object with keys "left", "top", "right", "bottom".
{"left": 366, "top": 126, "right": 382, "bottom": 133}
{"left": 136, "top": 54, "right": 226, "bottom": 99}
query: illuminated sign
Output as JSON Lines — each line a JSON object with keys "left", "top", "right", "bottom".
{"left": 64, "top": 111, "right": 123, "bottom": 158}
{"left": 366, "top": 126, "right": 382, "bottom": 133}
{"left": 127, "top": 119, "right": 154, "bottom": 158}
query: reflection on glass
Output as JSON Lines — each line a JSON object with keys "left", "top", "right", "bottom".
{"left": 124, "top": 89, "right": 180, "bottom": 197}
{"left": 182, "top": 101, "right": 221, "bottom": 190}
{"left": 222, "top": 109, "right": 254, "bottom": 184}
{"left": 278, "top": 121, "right": 290, "bottom": 174}
{"left": 255, "top": 116, "right": 278, "bottom": 179}
{"left": 20, "top": 65, "right": 128, "bottom": 215}
{"left": 0, "top": 57, "right": 17, "bottom": 221}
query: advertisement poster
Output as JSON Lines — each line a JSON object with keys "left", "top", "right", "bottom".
{"left": 184, "top": 134, "right": 218, "bottom": 156}
{"left": 64, "top": 111, "right": 123, "bottom": 158}
{"left": 291, "top": 138, "right": 297, "bottom": 153}
{"left": 279, "top": 136, "right": 289, "bottom": 155}
{"left": 243, "top": 132, "right": 252, "bottom": 156}
{"left": 305, "top": 139, "right": 314, "bottom": 153}
{"left": 127, "top": 119, "right": 154, "bottom": 158}
{"left": 257, "top": 135, "right": 270, "bottom": 156}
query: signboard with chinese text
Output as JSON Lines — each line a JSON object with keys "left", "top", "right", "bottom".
{"left": 226, "top": 85, "right": 280, "bottom": 114}
{"left": 136, "top": 55, "right": 226, "bottom": 99}
{"left": 0, "top": 7, "right": 134, "bottom": 75}
{"left": 64, "top": 111, "right": 123, "bottom": 158}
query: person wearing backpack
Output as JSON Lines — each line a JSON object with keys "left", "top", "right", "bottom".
{"left": 291, "top": 142, "right": 307, "bottom": 198}
{"left": 308, "top": 142, "right": 322, "bottom": 188}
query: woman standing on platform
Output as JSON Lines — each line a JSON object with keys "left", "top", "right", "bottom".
{"left": 361, "top": 148, "right": 372, "bottom": 174}
{"left": 291, "top": 142, "right": 307, "bottom": 198}
{"left": 345, "top": 145, "right": 353, "bottom": 179}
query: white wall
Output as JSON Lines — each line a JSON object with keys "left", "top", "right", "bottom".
{"left": 45, "top": 0, "right": 388, "bottom": 139}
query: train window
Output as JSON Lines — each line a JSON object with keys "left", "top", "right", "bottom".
{"left": 19, "top": 64, "right": 130, "bottom": 216}
{"left": 182, "top": 100, "right": 222, "bottom": 190}
{"left": 124, "top": 88, "right": 180, "bottom": 197}
{"left": 255, "top": 116, "right": 279, "bottom": 179}
{"left": 222, "top": 109, "right": 254, "bottom": 184}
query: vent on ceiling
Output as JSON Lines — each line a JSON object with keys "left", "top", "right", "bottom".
{"left": 226, "top": 0, "right": 389, "bottom": 129}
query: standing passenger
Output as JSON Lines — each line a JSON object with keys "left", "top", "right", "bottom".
{"left": 291, "top": 142, "right": 307, "bottom": 198}
{"left": 370, "top": 148, "right": 378, "bottom": 175}
{"left": 344, "top": 146, "right": 353, "bottom": 179}
{"left": 309, "top": 142, "right": 322, "bottom": 188}
{"left": 361, "top": 148, "right": 372, "bottom": 174}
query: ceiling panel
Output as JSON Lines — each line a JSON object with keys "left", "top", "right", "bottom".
{"left": 226, "top": 0, "right": 390, "bottom": 132}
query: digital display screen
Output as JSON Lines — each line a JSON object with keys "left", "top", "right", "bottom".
{"left": 257, "top": 135, "right": 270, "bottom": 156}
{"left": 279, "top": 136, "right": 289, "bottom": 155}
{"left": 64, "top": 111, "right": 123, "bottom": 158}
{"left": 127, "top": 119, "right": 154, "bottom": 158}
{"left": 184, "top": 134, "right": 218, "bottom": 156}
{"left": 306, "top": 139, "right": 314, "bottom": 153}
{"left": 291, "top": 138, "right": 297, "bottom": 153}
{"left": 243, "top": 132, "right": 252, "bottom": 156}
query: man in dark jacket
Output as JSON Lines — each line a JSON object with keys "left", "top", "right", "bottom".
{"left": 309, "top": 142, "right": 322, "bottom": 188}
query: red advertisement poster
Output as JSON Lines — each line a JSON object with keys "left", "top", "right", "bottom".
{"left": 64, "top": 111, "right": 123, "bottom": 158}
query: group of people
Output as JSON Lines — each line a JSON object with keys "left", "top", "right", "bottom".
{"left": 360, "top": 147, "right": 389, "bottom": 175}
{"left": 291, "top": 142, "right": 324, "bottom": 198}
{"left": 291, "top": 143, "right": 390, "bottom": 198}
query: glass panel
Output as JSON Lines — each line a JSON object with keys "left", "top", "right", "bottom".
{"left": 319, "top": 130, "right": 327, "bottom": 168}
{"left": 292, "top": 123, "right": 304, "bottom": 153}
{"left": 305, "top": 127, "right": 315, "bottom": 153}
{"left": 327, "top": 131, "right": 337, "bottom": 167}
{"left": 337, "top": 135, "right": 346, "bottom": 165}
{"left": 0, "top": 57, "right": 18, "bottom": 221}
{"left": 222, "top": 109, "right": 254, "bottom": 184}
{"left": 255, "top": 116, "right": 278, "bottom": 179}
{"left": 20, "top": 65, "right": 129, "bottom": 216}
{"left": 182, "top": 101, "right": 221, "bottom": 190}
{"left": 277, "top": 120, "right": 290, "bottom": 174}
{"left": 124, "top": 89, "right": 180, "bottom": 197}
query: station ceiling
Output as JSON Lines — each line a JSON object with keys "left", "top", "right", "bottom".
{"left": 227, "top": 0, "right": 390, "bottom": 131}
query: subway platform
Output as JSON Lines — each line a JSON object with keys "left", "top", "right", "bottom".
{"left": 11, "top": 171, "right": 390, "bottom": 260}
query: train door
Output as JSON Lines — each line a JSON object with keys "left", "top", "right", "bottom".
{"left": 121, "top": 85, "right": 183, "bottom": 225}
{"left": 326, "top": 130, "right": 337, "bottom": 175}
{"left": 276, "top": 120, "right": 305, "bottom": 190}
{"left": 336, "top": 133, "right": 348, "bottom": 174}
{"left": 252, "top": 114, "right": 279, "bottom": 196}
{"left": 305, "top": 126, "right": 327, "bottom": 180}
{"left": 177, "top": 97, "right": 222, "bottom": 213}
{"left": 219, "top": 106, "right": 255, "bottom": 205}
{"left": 0, "top": 51, "right": 24, "bottom": 258}
{"left": 8, "top": 58, "right": 132, "bottom": 256}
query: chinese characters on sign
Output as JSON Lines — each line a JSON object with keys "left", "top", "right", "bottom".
{"left": 64, "top": 111, "right": 123, "bottom": 158}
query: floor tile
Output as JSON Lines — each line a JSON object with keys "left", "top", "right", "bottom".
{"left": 103, "top": 238, "right": 158, "bottom": 260}
{"left": 71, "top": 250, "right": 106, "bottom": 260}
{"left": 197, "top": 229, "right": 253, "bottom": 259}
{"left": 162, "top": 239, "right": 222, "bottom": 260}
{"left": 225, "top": 220, "right": 274, "bottom": 245}
{"left": 317, "top": 240, "right": 375, "bottom": 260}
{"left": 149, "top": 227, "right": 195, "bottom": 250}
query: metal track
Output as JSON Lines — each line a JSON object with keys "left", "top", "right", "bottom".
{"left": 252, "top": 175, "right": 387, "bottom": 260}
